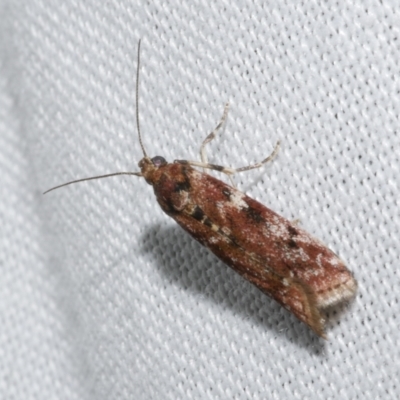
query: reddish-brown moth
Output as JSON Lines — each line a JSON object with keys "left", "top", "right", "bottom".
{"left": 45, "top": 40, "right": 357, "bottom": 338}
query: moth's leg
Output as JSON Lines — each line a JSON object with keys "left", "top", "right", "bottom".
{"left": 234, "top": 140, "right": 280, "bottom": 173}
{"left": 175, "top": 160, "right": 236, "bottom": 175}
{"left": 176, "top": 140, "right": 280, "bottom": 187}
{"left": 174, "top": 130, "right": 280, "bottom": 186}
{"left": 200, "top": 103, "right": 230, "bottom": 164}
{"left": 178, "top": 140, "right": 280, "bottom": 173}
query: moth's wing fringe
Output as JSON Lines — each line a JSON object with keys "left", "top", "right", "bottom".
{"left": 251, "top": 269, "right": 327, "bottom": 339}
{"left": 298, "top": 279, "right": 327, "bottom": 338}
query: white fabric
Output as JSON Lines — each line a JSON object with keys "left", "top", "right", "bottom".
{"left": 1, "top": 1, "right": 399, "bottom": 399}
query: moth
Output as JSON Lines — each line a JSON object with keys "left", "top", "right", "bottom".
{"left": 45, "top": 40, "right": 357, "bottom": 338}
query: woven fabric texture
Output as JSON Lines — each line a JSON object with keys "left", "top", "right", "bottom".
{"left": 1, "top": 1, "right": 399, "bottom": 399}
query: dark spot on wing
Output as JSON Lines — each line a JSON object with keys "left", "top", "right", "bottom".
{"left": 287, "top": 239, "right": 298, "bottom": 248}
{"left": 287, "top": 225, "right": 298, "bottom": 236}
{"left": 222, "top": 188, "right": 231, "bottom": 199}
{"left": 174, "top": 179, "right": 191, "bottom": 193}
{"left": 246, "top": 207, "right": 264, "bottom": 223}
{"left": 227, "top": 234, "right": 240, "bottom": 248}
{"left": 203, "top": 217, "right": 213, "bottom": 228}
{"left": 191, "top": 205, "right": 205, "bottom": 221}
{"left": 188, "top": 205, "right": 214, "bottom": 229}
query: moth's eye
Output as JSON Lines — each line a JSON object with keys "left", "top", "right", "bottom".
{"left": 151, "top": 156, "right": 167, "bottom": 167}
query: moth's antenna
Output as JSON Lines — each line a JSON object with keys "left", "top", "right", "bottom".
{"left": 136, "top": 39, "right": 148, "bottom": 157}
{"left": 43, "top": 172, "right": 142, "bottom": 194}
{"left": 43, "top": 40, "right": 147, "bottom": 195}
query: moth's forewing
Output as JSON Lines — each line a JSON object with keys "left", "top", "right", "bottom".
{"left": 148, "top": 162, "right": 356, "bottom": 337}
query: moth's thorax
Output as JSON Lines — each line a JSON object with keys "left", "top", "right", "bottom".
{"left": 139, "top": 155, "right": 168, "bottom": 185}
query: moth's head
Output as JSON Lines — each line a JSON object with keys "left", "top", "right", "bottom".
{"left": 138, "top": 156, "right": 168, "bottom": 183}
